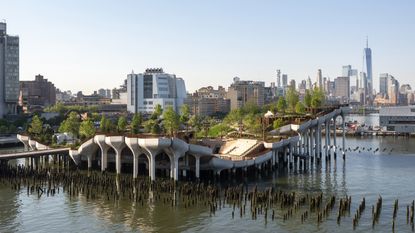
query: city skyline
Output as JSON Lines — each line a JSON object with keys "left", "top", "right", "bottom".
{"left": 1, "top": 0, "right": 415, "bottom": 94}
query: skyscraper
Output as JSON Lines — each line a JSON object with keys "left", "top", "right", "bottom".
{"left": 316, "top": 69, "right": 323, "bottom": 89}
{"left": 363, "top": 38, "right": 373, "bottom": 99}
{"left": 276, "top": 69, "right": 281, "bottom": 88}
{"left": 379, "top": 73, "right": 390, "bottom": 96}
{"left": 334, "top": 76, "right": 350, "bottom": 103}
{"left": 0, "top": 22, "right": 19, "bottom": 118}
{"left": 282, "top": 74, "right": 288, "bottom": 87}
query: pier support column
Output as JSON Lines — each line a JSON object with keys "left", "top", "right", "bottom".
{"left": 342, "top": 114, "right": 346, "bottom": 160}
{"left": 283, "top": 147, "right": 288, "bottom": 167}
{"left": 289, "top": 144, "right": 293, "bottom": 169}
{"left": 310, "top": 128, "right": 314, "bottom": 158}
{"left": 333, "top": 116, "right": 337, "bottom": 159}
{"left": 195, "top": 156, "right": 200, "bottom": 179}
{"left": 87, "top": 154, "right": 92, "bottom": 169}
{"left": 325, "top": 121, "right": 329, "bottom": 160}
{"left": 133, "top": 155, "right": 139, "bottom": 178}
{"left": 95, "top": 135, "right": 110, "bottom": 172}
{"left": 105, "top": 136, "right": 126, "bottom": 175}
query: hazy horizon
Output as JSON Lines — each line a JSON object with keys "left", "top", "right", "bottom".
{"left": 1, "top": 0, "right": 414, "bottom": 94}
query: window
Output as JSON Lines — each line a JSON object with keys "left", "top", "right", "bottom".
{"left": 143, "top": 74, "right": 153, "bottom": 99}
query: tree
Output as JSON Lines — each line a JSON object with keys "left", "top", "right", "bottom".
{"left": 189, "top": 115, "right": 203, "bottom": 132}
{"left": 28, "top": 115, "right": 43, "bottom": 138}
{"left": 304, "top": 90, "right": 312, "bottom": 107}
{"left": 242, "top": 113, "right": 261, "bottom": 134}
{"left": 130, "top": 113, "right": 142, "bottom": 134}
{"left": 79, "top": 119, "right": 96, "bottom": 139}
{"left": 273, "top": 118, "right": 284, "bottom": 130}
{"left": 117, "top": 116, "right": 127, "bottom": 133}
{"left": 151, "top": 104, "right": 163, "bottom": 120}
{"left": 180, "top": 104, "right": 190, "bottom": 132}
{"left": 59, "top": 111, "right": 80, "bottom": 138}
{"left": 286, "top": 86, "right": 299, "bottom": 112}
{"left": 100, "top": 115, "right": 107, "bottom": 132}
{"left": 295, "top": 102, "right": 305, "bottom": 114}
{"left": 311, "top": 87, "right": 325, "bottom": 108}
{"left": 163, "top": 106, "right": 180, "bottom": 136}
{"left": 277, "top": 97, "right": 287, "bottom": 114}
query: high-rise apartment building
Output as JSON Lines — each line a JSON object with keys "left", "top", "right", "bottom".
{"left": 227, "top": 77, "right": 265, "bottom": 110}
{"left": 185, "top": 86, "right": 230, "bottom": 116}
{"left": 0, "top": 22, "right": 19, "bottom": 117}
{"left": 379, "top": 73, "right": 391, "bottom": 96}
{"left": 316, "top": 69, "right": 323, "bottom": 89}
{"left": 282, "top": 74, "right": 288, "bottom": 88}
{"left": 127, "top": 68, "right": 187, "bottom": 114}
{"left": 276, "top": 70, "right": 281, "bottom": 88}
{"left": 334, "top": 76, "right": 350, "bottom": 103}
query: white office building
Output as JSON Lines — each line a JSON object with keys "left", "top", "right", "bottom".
{"left": 127, "top": 68, "right": 187, "bottom": 114}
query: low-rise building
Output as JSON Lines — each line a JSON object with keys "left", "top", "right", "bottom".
{"left": 379, "top": 106, "right": 415, "bottom": 133}
{"left": 19, "top": 74, "right": 56, "bottom": 112}
{"left": 185, "top": 86, "right": 230, "bottom": 116}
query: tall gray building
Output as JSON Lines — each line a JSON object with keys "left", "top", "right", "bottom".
{"left": 334, "top": 76, "right": 350, "bottom": 103}
{"left": 363, "top": 39, "right": 373, "bottom": 99}
{"left": 379, "top": 73, "right": 390, "bottom": 96}
{"left": 0, "top": 22, "right": 19, "bottom": 118}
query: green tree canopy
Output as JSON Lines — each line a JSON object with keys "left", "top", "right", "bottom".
{"left": 273, "top": 118, "right": 284, "bottom": 130}
{"left": 311, "top": 87, "right": 325, "bottom": 108}
{"left": 163, "top": 106, "right": 180, "bottom": 136}
{"left": 28, "top": 115, "right": 43, "bottom": 137}
{"left": 59, "top": 111, "right": 80, "bottom": 138}
{"left": 295, "top": 102, "right": 305, "bottom": 114}
{"left": 100, "top": 115, "right": 107, "bottom": 132}
{"left": 79, "top": 119, "right": 96, "bottom": 139}
{"left": 117, "top": 116, "right": 127, "bottom": 133}
{"left": 180, "top": 104, "right": 190, "bottom": 128}
{"left": 304, "top": 89, "right": 312, "bottom": 107}
{"left": 286, "top": 86, "right": 299, "bottom": 112}
{"left": 277, "top": 97, "right": 287, "bottom": 114}
{"left": 151, "top": 104, "right": 163, "bottom": 120}
{"left": 130, "top": 113, "right": 142, "bottom": 134}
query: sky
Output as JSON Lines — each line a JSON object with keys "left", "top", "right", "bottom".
{"left": 1, "top": 0, "right": 415, "bottom": 94}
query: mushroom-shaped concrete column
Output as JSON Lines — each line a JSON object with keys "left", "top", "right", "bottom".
{"left": 166, "top": 138, "right": 189, "bottom": 181}
{"left": 94, "top": 135, "right": 110, "bottom": 171}
{"left": 17, "top": 134, "right": 30, "bottom": 151}
{"left": 125, "top": 137, "right": 146, "bottom": 179}
{"left": 189, "top": 144, "right": 212, "bottom": 179}
{"left": 105, "top": 136, "right": 125, "bottom": 175}
{"left": 139, "top": 138, "right": 171, "bottom": 181}
{"left": 78, "top": 138, "right": 98, "bottom": 169}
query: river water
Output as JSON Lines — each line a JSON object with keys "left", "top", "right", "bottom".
{"left": 1, "top": 114, "right": 415, "bottom": 233}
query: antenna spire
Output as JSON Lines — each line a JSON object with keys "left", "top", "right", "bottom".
{"left": 366, "top": 36, "right": 369, "bottom": 48}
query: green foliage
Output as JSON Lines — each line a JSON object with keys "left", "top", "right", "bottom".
{"left": 242, "top": 113, "right": 261, "bottom": 134}
{"left": 207, "top": 123, "right": 231, "bottom": 138}
{"left": 163, "top": 106, "right": 180, "bottom": 136}
{"left": 44, "top": 102, "right": 98, "bottom": 114}
{"left": 151, "top": 104, "right": 163, "bottom": 120}
{"left": 295, "top": 102, "right": 305, "bottom": 114}
{"left": 277, "top": 97, "right": 287, "bottom": 114}
{"left": 117, "top": 116, "right": 127, "bottom": 133}
{"left": 304, "top": 89, "right": 312, "bottom": 107}
{"left": 311, "top": 87, "right": 325, "bottom": 108}
{"left": 189, "top": 115, "right": 203, "bottom": 132}
{"left": 273, "top": 118, "right": 284, "bottom": 130}
{"left": 130, "top": 113, "right": 142, "bottom": 134}
{"left": 143, "top": 119, "right": 162, "bottom": 134}
{"left": 79, "top": 119, "right": 96, "bottom": 139}
{"left": 286, "top": 86, "right": 299, "bottom": 112}
{"left": 28, "top": 115, "right": 43, "bottom": 137}
{"left": 59, "top": 111, "right": 80, "bottom": 138}
{"left": 100, "top": 115, "right": 107, "bottom": 132}
{"left": 0, "top": 119, "right": 18, "bottom": 134}
{"left": 180, "top": 104, "right": 190, "bottom": 130}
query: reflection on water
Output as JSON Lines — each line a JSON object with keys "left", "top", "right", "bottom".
{"left": 1, "top": 135, "right": 415, "bottom": 232}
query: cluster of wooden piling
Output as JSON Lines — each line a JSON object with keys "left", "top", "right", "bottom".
{"left": 1, "top": 163, "right": 415, "bottom": 231}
